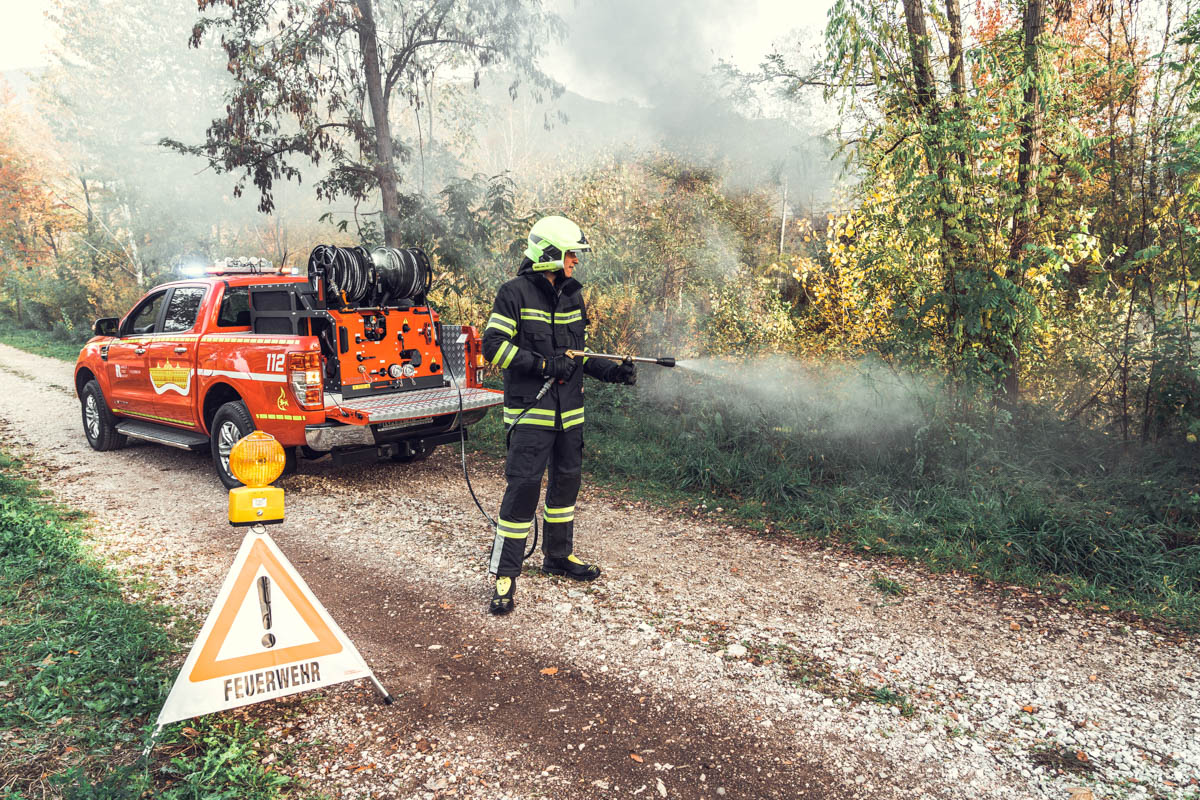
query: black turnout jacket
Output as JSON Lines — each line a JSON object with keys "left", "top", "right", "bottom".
{"left": 481, "top": 263, "right": 620, "bottom": 430}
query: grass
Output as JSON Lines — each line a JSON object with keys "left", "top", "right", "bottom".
{"left": 870, "top": 572, "right": 910, "bottom": 597}
{"left": 0, "top": 319, "right": 87, "bottom": 362}
{"left": 0, "top": 450, "right": 298, "bottom": 799}
{"left": 472, "top": 371, "right": 1200, "bottom": 629}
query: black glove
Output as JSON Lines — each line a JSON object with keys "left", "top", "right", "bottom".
{"left": 611, "top": 357, "right": 637, "bottom": 386}
{"left": 541, "top": 355, "right": 576, "bottom": 382}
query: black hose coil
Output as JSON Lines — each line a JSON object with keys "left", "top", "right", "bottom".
{"left": 307, "top": 244, "right": 432, "bottom": 307}
{"left": 372, "top": 247, "right": 433, "bottom": 304}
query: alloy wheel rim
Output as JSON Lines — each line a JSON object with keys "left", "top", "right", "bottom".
{"left": 84, "top": 394, "right": 100, "bottom": 440}
{"left": 217, "top": 421, "right": 242, "bottom": 477}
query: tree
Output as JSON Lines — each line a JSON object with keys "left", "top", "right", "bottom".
{"left": 168, "top": 0, "right": 560, "bottom": 247}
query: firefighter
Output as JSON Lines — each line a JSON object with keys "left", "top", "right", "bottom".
{"left": 481, "top": 215, "right": 636, "bottom": 615}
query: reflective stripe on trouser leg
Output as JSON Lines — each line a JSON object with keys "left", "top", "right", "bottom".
{"left": 493, "top": 426, "right": 556, "bottom": 576}
{"left": 489, "top": 517, "right": 531, "bottom": 577}
{"left": 542, "top": 425, "right": 583, "bottom": 559}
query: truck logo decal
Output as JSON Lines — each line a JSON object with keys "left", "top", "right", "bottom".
{"left": 276, "top": 387, "right": 289, "bottom": 410}
{"left": 149, "top": 359, "right": 192, "bottom": 395}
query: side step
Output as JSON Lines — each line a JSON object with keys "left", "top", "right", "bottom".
{"left": 116, "top": 419, "right": 210, "bottom": 450}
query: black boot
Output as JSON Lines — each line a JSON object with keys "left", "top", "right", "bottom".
{"left": 541, "top": 553, "right": 601, "bottom": 581}
{"left": 488, "top": 575, "right": 516, "bottom": 615}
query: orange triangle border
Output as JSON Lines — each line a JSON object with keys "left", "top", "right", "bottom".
{"left": 188, "top": 539, "right": 344, "bottom": 682}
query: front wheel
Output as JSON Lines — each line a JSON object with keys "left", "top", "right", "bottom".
{"left": 80, "top": 380, "right": 127, "bottom": 451}
{"left": 210, "top": 400, "right": 255, "bottom": 489}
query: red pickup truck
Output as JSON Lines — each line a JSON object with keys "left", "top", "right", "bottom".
{"left": 74, "top": 249, "right": 501, "bottom": 486}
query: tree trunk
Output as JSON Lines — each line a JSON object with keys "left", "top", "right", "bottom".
{"left": 356, "top": 0, "right": 402, "bottom": 247}
{"left": 945, "top": 0, "right": 966, "bottom": 106}
{"left": 1004, "top": 0, "right": 1046, "bottom": 401}
{"left": 902, "top": 0, "right": 963, "bottom": 381}
{"left": 901, "top": 0, "right": 937, "bottom": 121}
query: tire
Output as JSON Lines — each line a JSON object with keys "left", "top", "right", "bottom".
{"left": 390, "top": 442, "right": 437, "bottom": 464}
{"left": 210, "top": 400, "right": 255, "bottom": 489}
{"left": 80, "top": 380, "right": 127, "bottom": 452}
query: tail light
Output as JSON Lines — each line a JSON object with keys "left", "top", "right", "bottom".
{"left": 288, "top": 352, "right": 323, "bottom": 410}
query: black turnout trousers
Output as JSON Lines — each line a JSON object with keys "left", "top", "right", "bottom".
{"left": 489, "top": 424, "right": 583, "bottom": 577}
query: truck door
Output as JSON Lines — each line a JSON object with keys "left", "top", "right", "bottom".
{"left": 107, "top": 289, "right": 167, "bottom": 417}
{"left": 142, "top": 285, "right": 207, "bottom": 428}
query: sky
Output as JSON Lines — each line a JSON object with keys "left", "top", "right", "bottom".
{"left": 2, "top": 0, "right": 833, "bottom": 99}
{"left": 0, "top": 0, "right": 56, "bottom": 73}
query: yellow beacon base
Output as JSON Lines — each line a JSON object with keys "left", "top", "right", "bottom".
{"left": 228, "top": 486, "right": 285, "bottom": 526}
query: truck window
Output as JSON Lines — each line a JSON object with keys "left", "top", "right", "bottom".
{"left": 125, "top": 291, "right": 166, "bottom": 335}
{"left": 217, "top": 286, "right": 250, "bottom": 328}
{"left": 162, "top": 287, "right": 207, "bottom": 333}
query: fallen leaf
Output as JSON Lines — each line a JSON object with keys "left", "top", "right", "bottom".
{"left": 540, "top": 667, "right": 559, "bottom": 676}
{"left": 1022, "top": 705, "right": 1037, "bottom": 713}
{"left": 181, "top": 727, "right": 199, "bottom": 738}
{"left": 1010, "top": 622, "right": 1021, "bottom": 631}
{"left": 630, "top": 753, "right": 644, "bottom": 763}
{"left": 1076, "top": 751, "right": 1088, "bottom": 762}
{"left": 415, "top": 739, "right": 431, "bottom": 753}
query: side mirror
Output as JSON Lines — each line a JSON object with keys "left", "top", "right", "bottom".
{"left": 93, "top": 317, "right": 119, "bottom": 337}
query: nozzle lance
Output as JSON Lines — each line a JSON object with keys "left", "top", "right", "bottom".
{"left": 565, "top": 349, "right": 677, "bottom": 368}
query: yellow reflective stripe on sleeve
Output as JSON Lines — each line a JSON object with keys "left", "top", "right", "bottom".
{"left": 485, "top": 314, "right": 516, "bottom": 335}
{"left": 490, "top": 311, "right": 517, "bottom": 328}
{"left": 491, "top": 341, "right": 518, "bottom": 368}
{"left": 501, "top": 342, "right": 518, "bottom": 368}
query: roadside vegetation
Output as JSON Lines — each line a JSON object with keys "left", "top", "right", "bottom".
{"left": 0, "top": 320, "right": 86, "bottom": 363}
{"left": 0, "top": 450, "right": 297, "bottom": 798}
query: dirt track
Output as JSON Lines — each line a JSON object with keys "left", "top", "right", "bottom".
{"left": 0, "top": 341, "right": 1197, "bottom": 800}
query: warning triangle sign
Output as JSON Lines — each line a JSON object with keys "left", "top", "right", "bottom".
{"left": 156, "top": 530, "right": 383, "bottom": 728}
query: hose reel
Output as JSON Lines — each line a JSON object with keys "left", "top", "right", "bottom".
{"left": 307, "top": 244, "right": 433, "bottom": 308}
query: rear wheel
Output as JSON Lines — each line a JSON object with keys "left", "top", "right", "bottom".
{"left": 210, "top": 401, "right": 254, "bottom": 489}
{"left": 80, "top": 380, "right": 127, "bottom": 451}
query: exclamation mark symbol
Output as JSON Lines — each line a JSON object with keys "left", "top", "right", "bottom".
{"left": 258, "top": 575, "right": 276, "bottom": 648}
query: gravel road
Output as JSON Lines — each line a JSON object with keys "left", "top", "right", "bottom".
{"left": 0, "top": 342, "right": 1197, "bottom": 800}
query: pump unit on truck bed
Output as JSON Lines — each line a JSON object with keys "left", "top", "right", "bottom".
{"left": 74, "top": 248, "right": 502, "bottom": 487}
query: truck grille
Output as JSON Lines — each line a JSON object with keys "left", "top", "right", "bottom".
{"left": 324, "top": 386, "right": 501, "bottom": 424}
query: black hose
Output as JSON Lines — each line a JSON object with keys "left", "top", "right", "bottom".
{"left": 307, "top": 245, "right": 433, "bottom": 308}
